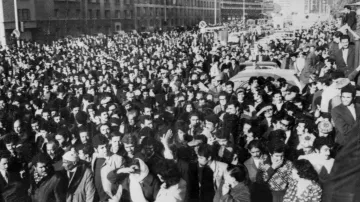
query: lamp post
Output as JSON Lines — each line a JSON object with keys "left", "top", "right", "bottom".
{"left": 14, "top": 0, "right": 19, "bottom": 32}
{"left": 243, "top": 0, "right": 246, "bottom": 22}
{"left": 214, "top": 0, "right": 217, "bottom": 24}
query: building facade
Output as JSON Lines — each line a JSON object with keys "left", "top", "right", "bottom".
{"left": 0, "top": 0, "right": 222, "bottom": 45}
{"left": 221, "top": 0, "right": 263, "bottom": 22}
{"left": 134, "top": 0, "right": 221, "bottom": 31}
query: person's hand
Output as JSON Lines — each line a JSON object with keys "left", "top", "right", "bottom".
{"left": 271, "top": 158, "right": 283, "bottom": 170}
{"left": 208, "top": 136, "right": 216, "bottom": 145}
{"left": 160, "top": 129, "right": 173, "bottom": 146}
{"left": 117, "top": 167, "right": 135, "bottom": 174}
{"left": 222, "top": 183, "right": 231, "bottom": 195}
{"left": 356, "top": 65, "right": 360, "bottom": 72}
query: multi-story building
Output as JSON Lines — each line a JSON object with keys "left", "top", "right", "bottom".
{"left": 220, "top": 0, "right": 263, "bottom": 22}
{"left": 0, "top": 0, "right": 222, "bottom": 45}
{"left": 134, "top": 0, "right": 221, "bottom": 31}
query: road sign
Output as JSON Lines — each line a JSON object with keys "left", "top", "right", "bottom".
{"left": 199, "top": 21, "right": 207, "bottom": 29}
{"left": 12, "top": 29, "right": 20, "bottom": 38}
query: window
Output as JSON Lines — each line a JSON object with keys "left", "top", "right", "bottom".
{"left": 88, "top": 9, "right": 92, "bottom": 19}
{"left": 96, "top": 10, "right": 100, "bottom": 19}
{"left": 116, "top": 10, "right": 121, "bottom": 18}
{"left": 105, "top": 10, "right": 110, "bottom": 18}
{"left": 76, "top": 9, "right": 81, "bottom": 18}
{"left": 19, "top": 9, "right": 30, "bottom": 21}
{"left": 54, "top": 9, "right": 59, "bottom": 18}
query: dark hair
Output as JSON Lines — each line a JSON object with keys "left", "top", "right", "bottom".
{"left": 77, "top": 144, "right": 94, "bottom": 156}
{"left": 344, "top": 5, "right": 351, "bottom": 10}
{"left": 268, "top": 140, "right": 286, "bottom": 154}
{"left": 227, "top": 164, "right": 250, "bottom": 186}
{"left": 268, "top": 129, "right": 286, "bottom": 142}
{"left": 313, "top": 137, "right": 333, "bottom": 151}
{"left": 293, "top": 159, "right": 319, "bottom": 182}
{"left": 32, "top": 152, "right": 52, "bottom": 167}
{"left": 156, "top": 160, "right": 181, "bottom": 189}
{"left": 225, "top": 81, "right": 234, "bottom": 88}
{"left": 122, "top": 133, "right": 137, "bottom": 145}
{"left": 197, "top": 144, "right": 213, "bottom": 159}
{"left": 340, "top": 35, "right": 350, "bottom": 42}
{"left": 0, "top": 150, "right": 10, "bottom": 160}
{"left": 248, "top": 140, "right": 262, "bottom": 151}
{"left": 341, "top": 84, "right": 356, "bottom": 98}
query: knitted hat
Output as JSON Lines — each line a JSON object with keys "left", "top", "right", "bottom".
{"left": 62, "top": 150, "right": 79, "bottom": 162}
{"left": 318, "top": 120, "right": 333, "bottom": 134}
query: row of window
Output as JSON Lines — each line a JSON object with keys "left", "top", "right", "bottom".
{"left": 18, "top": 9, "right": 31, "bottom": 21}
{"left": 87, "top": 0, "right": 130, "bottom": 4}
{"left": 53, "top": 9, "right": 132, "bottom": 19}
{"left": 136, "top": 0, "right": 218, "bottom": 8}
{"left": 136, "top": 7, "right": 215, "bottom": 17}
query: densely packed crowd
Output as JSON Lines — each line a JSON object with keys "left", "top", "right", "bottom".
{"left": 0, "top": 9, "right": 359, "bottom": 202}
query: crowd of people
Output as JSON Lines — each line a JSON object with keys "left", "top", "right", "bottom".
{"left": 0, "top": 7, "right": 359, "bottom": 202}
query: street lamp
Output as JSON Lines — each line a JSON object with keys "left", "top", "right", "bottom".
{"left": 214, "top": 0, "right": 217, "bottom": 24}
{"left": 243, "top": 0, "right": 246, "bottom": 22}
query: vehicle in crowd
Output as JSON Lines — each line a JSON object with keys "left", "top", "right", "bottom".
{"left": 230, "top": 68, "right": 302, "bottom": 90}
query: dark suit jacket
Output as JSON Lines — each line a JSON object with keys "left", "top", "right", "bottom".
{"left": 331, "top": 103, "right": 360, "bottom": 146}
{"left": 334, "top": 45, "right": 356, "bottom": 76}
{"left": 0, "top": 171, "right": 28, "bottom": 202}
{"left": 343, "top": 11, "right": 357, "bottom": 30}
{"left": 229, "top": 64, "right": 241, "bottom": 78}
{"left": 255, "top": 55, "right": 270, "bottom": 62}
{"left": 324, "top": 103, "right": 360, "bottom": 202}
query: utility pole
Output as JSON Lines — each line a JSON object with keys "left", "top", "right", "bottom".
{"left": 164, "top": 0, "right": 167, "bottom": 27}
{"left": 14, "top": 0, "right": 19, "bottom": 31}
{"left": 214, "top": 0, "right": 217, "bottom": 24}
{"left": 243, "top": 0, "right": 246, "bottom": 22}
{"left": 14, "top": 0, "right": 20, "bottom": 46}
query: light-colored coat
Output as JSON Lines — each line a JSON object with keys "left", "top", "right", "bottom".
{"left": 66, "top": 164, "right": 95, "bottom": 202}
{"left": 155, "top": 179, "right": 187, "bottom": 202}
{"left": 209, "top": 160, "right": 228, "bottom": 190}
{"left": 91, "top": 154, "right": 125, "bottom": 202}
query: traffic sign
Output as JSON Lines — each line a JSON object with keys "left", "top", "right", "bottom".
{"left": 12, "top": 29, "right": 20, "bottom": 38}
{"left": 199, "top": 21, "right": 207, "bottom": 29}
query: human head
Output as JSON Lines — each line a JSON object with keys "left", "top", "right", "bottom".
{"left": 341, "top": 85, "right": 356, "bottom": 106}
{"left": 292, "top": 159, "right": 319, "bottom": 182}
{"left": 32, "top": 153, "right": 53, "bottom": 176}
{"left": 197, "top": 144, "right": 213, "bottom": 167}
{"left": 122, "top": 134, "right": 137, "bottom": 157}
{"left": 92, "top": 135, "right": 109, "bottom": 158}
{"left": 224, "top": 164, "right": 249, "bottom": 186}
{"left": 268, "top": 140, "right": 286, "bottom": 162}
{"left": 248, "top": 140, "right": 262, "bottom": 159}
{"left": 340, "top": 35, "right": 350, "bottom": 49}
{"left": 0, "top": 151, "right": 10, "bottom": 172}
{"left": 313, "top": 137, "right": 333, "bottom": 160}
{"left": 62, "top": 150, "right": 80, "bottom": 171}
{"left": 155, "top": 160, "right": 181, "bottom": 188}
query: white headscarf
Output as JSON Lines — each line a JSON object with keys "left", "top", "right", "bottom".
{"left": 129, "top": 158, "right": 149, "bottom": 202}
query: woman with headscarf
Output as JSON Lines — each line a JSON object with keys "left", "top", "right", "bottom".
{"left": 107, "top": 158, "right": 161, "bottom": 202}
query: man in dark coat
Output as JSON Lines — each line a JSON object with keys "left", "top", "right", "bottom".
{"left": 29, "top": 153, "right": 67, "bottom": 202}
{"left": 324, "top": 85, "right": 360, "bottom": 202}
{"left": 0, "top": 151, "right": 29, "bottom": 202}
{"left": 333, "top": 35, "right": 356, "bottom": 77}
{"left": 343, "top": 6, "right": 357, "bottom": 31}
